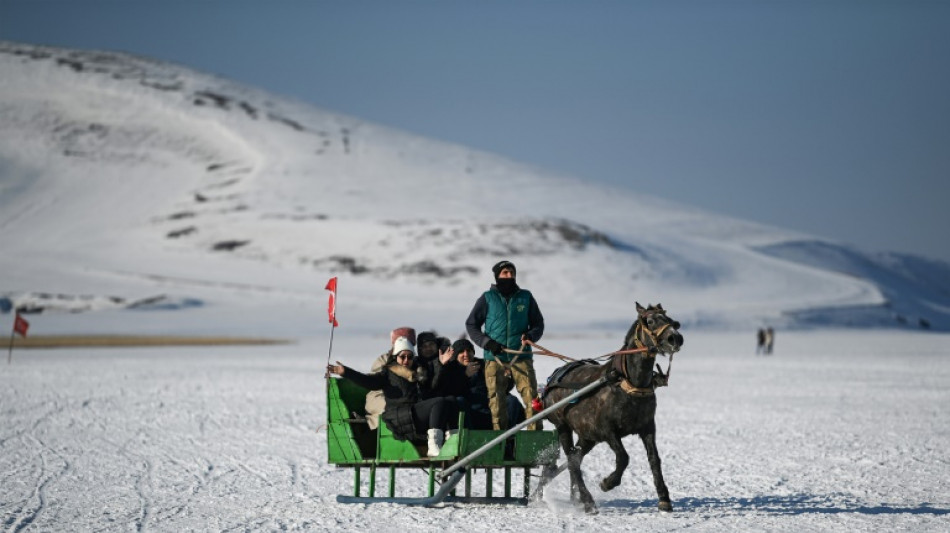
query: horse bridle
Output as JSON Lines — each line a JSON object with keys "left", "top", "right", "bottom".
{"left": 621, "top": 310, "right": 678, "bottom": 391}
{"left": 631, "top": 310, "right": 676, "bottom": 354}
{"left": 519, "top": 310, "right": 680, "bottom": 398}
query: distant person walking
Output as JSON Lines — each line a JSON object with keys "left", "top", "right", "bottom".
{"left": 765, "top": 327, "right": 775, "bottom": 355}
{"left": 756, "top": 328, "right": 766, "bottom": 355}
{"left": 465, "top": 260, "right": 544, "bottom": 430}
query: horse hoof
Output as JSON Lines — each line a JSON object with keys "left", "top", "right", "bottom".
{"left": 658, "top": 500, "right": 673, "bottom": 512}
{"left": 584, "top": 503, "right": 599, "bottom": 515}
{"left": 600, "top": 478, "right": 619, "bottom": 492}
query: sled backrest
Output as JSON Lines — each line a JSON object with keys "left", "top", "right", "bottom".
{"left": 327, "top": 378, "right": 375, "bottom": 464}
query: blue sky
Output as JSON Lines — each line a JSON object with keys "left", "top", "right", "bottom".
{"left": 2, "top": 0, "right": 949, "bottom": 263}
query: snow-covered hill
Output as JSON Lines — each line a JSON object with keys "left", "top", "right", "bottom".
{"left": 2, "top": 41, "right": 948, "bottom": 335}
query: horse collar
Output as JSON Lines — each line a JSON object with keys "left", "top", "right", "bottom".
{"left": 619, "top": 379, "right": 655, "bottom": 396}
{"left": 611, "top": 352, "right": 656, "bottom": 396}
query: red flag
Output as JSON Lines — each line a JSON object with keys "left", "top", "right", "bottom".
{"left": 325, "top": 277, "right": 339, "bottom": 327}
{"left": 13, "top": 313, "right": 29, "bottom": 337}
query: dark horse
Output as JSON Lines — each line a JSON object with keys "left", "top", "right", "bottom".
{"left": 540, "top": 303, "right": 683, "bottom": 514}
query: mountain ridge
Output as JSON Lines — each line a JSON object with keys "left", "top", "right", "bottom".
{"left": 2, "top": 41, "right": 947, "bottom": 334}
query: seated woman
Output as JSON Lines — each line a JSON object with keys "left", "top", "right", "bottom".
{"left": 433, "top": 338, "right": 526, "bottom": 430}
{"left": 327, "top": 335, "right": 458, "bottom": 457}
{"left": 364, "top": 326, "right": 416, "bottom": 430}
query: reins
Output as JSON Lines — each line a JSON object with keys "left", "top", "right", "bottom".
{"left": 502, "top": 340, "right": 654, "bottom": 363}
{"left": 498, "top": 313, "right": 678, "bottom": 390}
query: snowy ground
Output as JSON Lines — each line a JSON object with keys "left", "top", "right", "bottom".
{"left": 2, "top": 330, "right": 948, "bottom": 532}
{"left": 3, "top": 41, "right": 948, "bottom": 532}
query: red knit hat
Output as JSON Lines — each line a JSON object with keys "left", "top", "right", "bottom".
{"left": 390, "top": 327, "right": 416, "bottom": 346}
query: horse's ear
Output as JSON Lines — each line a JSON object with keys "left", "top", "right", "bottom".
{"left": 656, "top": 303, "right": 664, "bottom": 311}
{"left": 636, "top": 302, "right": 645, "bottom": 314}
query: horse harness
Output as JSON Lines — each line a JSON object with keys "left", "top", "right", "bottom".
{"left": 541, "top": 350, "right": 657, "bottom": 405}
{"left": 613, "top": 350, "right": 658, "bottom": 397}
{"left": 540, "top": 313, "right": 675, "bottom": 404}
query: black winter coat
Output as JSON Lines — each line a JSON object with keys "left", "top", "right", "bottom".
{"left": 342, "top": 364, "right": 424, "bottom": 440}
{"left": 432, "top": 358, "right": 491, "bottom": 414}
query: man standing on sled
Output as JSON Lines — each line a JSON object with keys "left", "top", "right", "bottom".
{"left": 465, "top": 260, "right": 544, "bottom": 430}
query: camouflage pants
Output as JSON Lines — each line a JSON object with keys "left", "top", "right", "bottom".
{"left": 485, "top": 358, "right": 540, "bottom": 431}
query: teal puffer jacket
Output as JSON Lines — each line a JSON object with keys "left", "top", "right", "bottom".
{"left": 483, "top": 289, "right": 534, "bottom": 362}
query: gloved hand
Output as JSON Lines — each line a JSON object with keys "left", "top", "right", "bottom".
{"left": 414, "top": 365, "right": 430, "bottom": 385}
{"left": 465, "top": 360, "right": 482, "bottom": 378}
{"left": 485, "top": 339, "right": 505, "bottom": 356}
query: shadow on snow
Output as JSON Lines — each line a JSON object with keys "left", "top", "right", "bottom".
{"left": 599, "top": 494, "right": 950, "bottom": 515}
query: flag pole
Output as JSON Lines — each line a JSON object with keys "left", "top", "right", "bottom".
{"left": 8, "top": 311, "right": 18, "bottom": 364}
{"left": 324, "top": 277, "right": 339, "bottom": 374}
{"left": 6, "top": 326, "right": 14, "bottom": 364}
{"left": 9, "top": 311, "right": 29, "bottom": 364}
{"left": 326, "top": 321, "right": 336, "bottom": 371}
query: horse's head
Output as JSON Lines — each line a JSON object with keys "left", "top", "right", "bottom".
{"left": 615, "top": 303, "right": 684, "bottom": 390}
{"left": 625, "top": 302, "right": 684, "bottom": 356}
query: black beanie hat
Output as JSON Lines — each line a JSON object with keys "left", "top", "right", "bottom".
{"left": 417, "top": 331, "right": 438, "bottom": 347}
{"left": 492, "top": 260, "right": 516, "bottom": 280}
{"left": 452, "top": 338, "right": 475, "bottom": 354}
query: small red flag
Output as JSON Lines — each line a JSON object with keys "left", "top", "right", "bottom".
{"left": 325, "top": 277, "right": 339, "bottom": 327}
{"left": 13, "top": 313, "right": 29, "bottom": 338}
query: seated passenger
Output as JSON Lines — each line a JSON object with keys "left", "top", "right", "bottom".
{"left": 416, "top": 331, "right": 446, "bottom": 364}
{"left": 415, "top": 331, "right": 451, "bottom": 386}
{"left": 434, "top": 338, "right": 525, "bottom": 430}
{"left": 364, "top": 327, "right": 415, "bottom": 430}
{"left": 327, "top": 335, "right": 458, "bottom": 457}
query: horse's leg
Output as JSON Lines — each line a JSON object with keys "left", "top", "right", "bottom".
{"left": 599, "top": 433, "right": 629, "bottom": 492}
{"left": 640, "top": 428, "right": 672, "bottom": 512}
{"left": 567, "top": 438, "right": 598, "bottom": 514}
